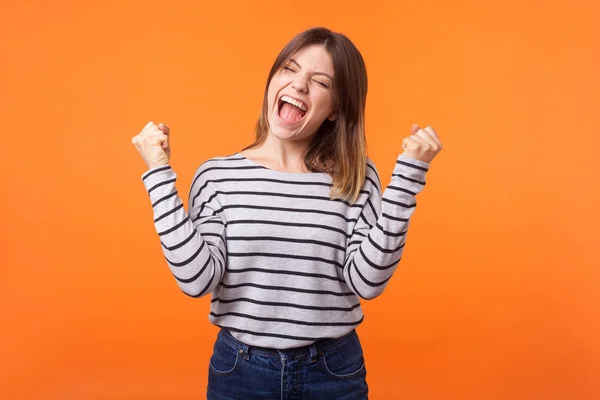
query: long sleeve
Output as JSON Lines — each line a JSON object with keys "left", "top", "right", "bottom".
{"left": 141, "top": 164, "right": 227, "bottom": 298}
{"left": 342, "top": 154, "right": 429, "bottom": 300}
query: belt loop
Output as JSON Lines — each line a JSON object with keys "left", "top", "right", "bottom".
{"left": 309, "top": 343, "right": 318, "bottom": 363}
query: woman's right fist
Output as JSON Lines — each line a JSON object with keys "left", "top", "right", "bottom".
{"left": 132, "top": 121, "right": 171, "bottom": 169}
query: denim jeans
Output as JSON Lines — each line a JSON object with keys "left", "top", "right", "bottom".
{"left": 206, "top": 329, "right": 369, "bottom": 399}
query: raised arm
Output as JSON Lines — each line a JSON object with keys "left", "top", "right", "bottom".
{"left": 343, "top": 124, "right": 442, "bottom": 299}
{"left": 133, "top": 121, "right": 226, "bottom": 298}
{"left": 342, "top": 154, "right": 428, "bottom": 299}
{"left": 141, "top": 165, "right": 227, "bottom": 297}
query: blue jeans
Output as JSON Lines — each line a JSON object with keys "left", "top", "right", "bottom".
{"left": 206, "top": 329, "right": 369, "bottom": 399}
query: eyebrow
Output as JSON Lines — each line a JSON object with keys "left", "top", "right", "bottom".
{"left": 288, "top": 58, "right": 333, "bottom": 80}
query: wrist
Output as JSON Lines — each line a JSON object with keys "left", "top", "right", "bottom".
{"left": 147, "top": 162, "right": 170, "bottom": 170}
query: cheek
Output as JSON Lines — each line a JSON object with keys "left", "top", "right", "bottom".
{"left": 267, "top": 82, "right": 275, "bottom": 98}
{"left": 267, "top": 78, "right": 281, "bottom": 106}
{"left": 313, "top": 93, "right": 334, "bottom": 117}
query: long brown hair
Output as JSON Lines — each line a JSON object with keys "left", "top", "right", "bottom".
{"left": 243, "top": 27, "right": 368, "bottom": 204}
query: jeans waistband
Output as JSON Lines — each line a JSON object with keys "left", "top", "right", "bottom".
{"left": 218, "top": 329, "right": 357, "bottom": 360}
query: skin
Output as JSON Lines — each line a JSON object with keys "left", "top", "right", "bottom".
{"left": 242, "top": 43, "right": 337, "bottom": 173}
{"left": 403, "top": 125, "right": 443, "bottom": 164}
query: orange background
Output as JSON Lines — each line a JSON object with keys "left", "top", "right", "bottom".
{"left": 1, "top": 0, "right": 599, "bottom": 399}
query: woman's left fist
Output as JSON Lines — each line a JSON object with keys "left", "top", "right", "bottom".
{"left": 401, "top": 124, "right": 443, "bottom": 164}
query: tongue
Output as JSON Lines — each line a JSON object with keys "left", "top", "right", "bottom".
{"left": 280, "top": 103, "right": 305, "bottom": 122}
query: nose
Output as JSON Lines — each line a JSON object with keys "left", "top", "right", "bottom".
{"left": 291, "top": 76, "right": 308, "bottom": 93}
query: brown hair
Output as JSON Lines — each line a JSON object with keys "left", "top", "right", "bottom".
{"left": 243, "top": 27, "right": 368, "bottom": 203}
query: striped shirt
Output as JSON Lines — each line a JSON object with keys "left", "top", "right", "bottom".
{"left": 141, "top": 152, "right": 429, "bottom": 349}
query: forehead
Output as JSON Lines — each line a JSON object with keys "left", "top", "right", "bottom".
{"left": 287, "top": 44, "right": 334, "bottom": 75}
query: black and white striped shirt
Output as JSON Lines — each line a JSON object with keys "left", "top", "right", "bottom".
{"left": 141, "top": 152, "right": 429, "bottom": 349}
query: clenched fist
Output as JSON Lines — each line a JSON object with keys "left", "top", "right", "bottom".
{"left": 132, "top": 121, "right": 171, "bottom": 169}
{"left": 402, "top": 124, "right": 443, "bottom": 164}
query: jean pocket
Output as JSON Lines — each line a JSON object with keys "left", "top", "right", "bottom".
{"left": 320, "top": 333, "right": 366, "bottom": 379}
{"left": 209, "top": 336, "right": 240, "bottom": 375}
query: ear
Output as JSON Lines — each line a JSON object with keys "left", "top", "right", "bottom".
{"left": 327, "top": 111, "right": 336, "bottom": 121}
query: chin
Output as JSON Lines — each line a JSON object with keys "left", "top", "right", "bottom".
{"left": 269, "top": 128, "right": 304, "bottom": 142}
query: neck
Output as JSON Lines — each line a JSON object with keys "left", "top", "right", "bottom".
{"left": 257, "top": 135, "right": 311, "bottom": 173}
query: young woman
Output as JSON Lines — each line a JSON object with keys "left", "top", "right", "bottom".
{"left": 133, "top": 27, "right": 442, "bottom": 399}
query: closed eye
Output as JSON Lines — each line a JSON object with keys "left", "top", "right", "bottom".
{"left": 315, "top": 80, "right": 329, "bottom": 88}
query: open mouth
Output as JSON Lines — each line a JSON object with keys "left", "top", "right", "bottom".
{"left": 277, "top": 95, "right": 308, "bottom": 123}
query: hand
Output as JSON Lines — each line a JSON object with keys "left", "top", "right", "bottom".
{"left": 132, "top": 121, "right": 171, "bottom": 169}
{"left": 401, "top": 124, "right": 442, "bottom": 164}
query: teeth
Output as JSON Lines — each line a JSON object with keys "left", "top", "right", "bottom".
{"left": 280, "top": 95, "right": 308, "bottom": 111}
